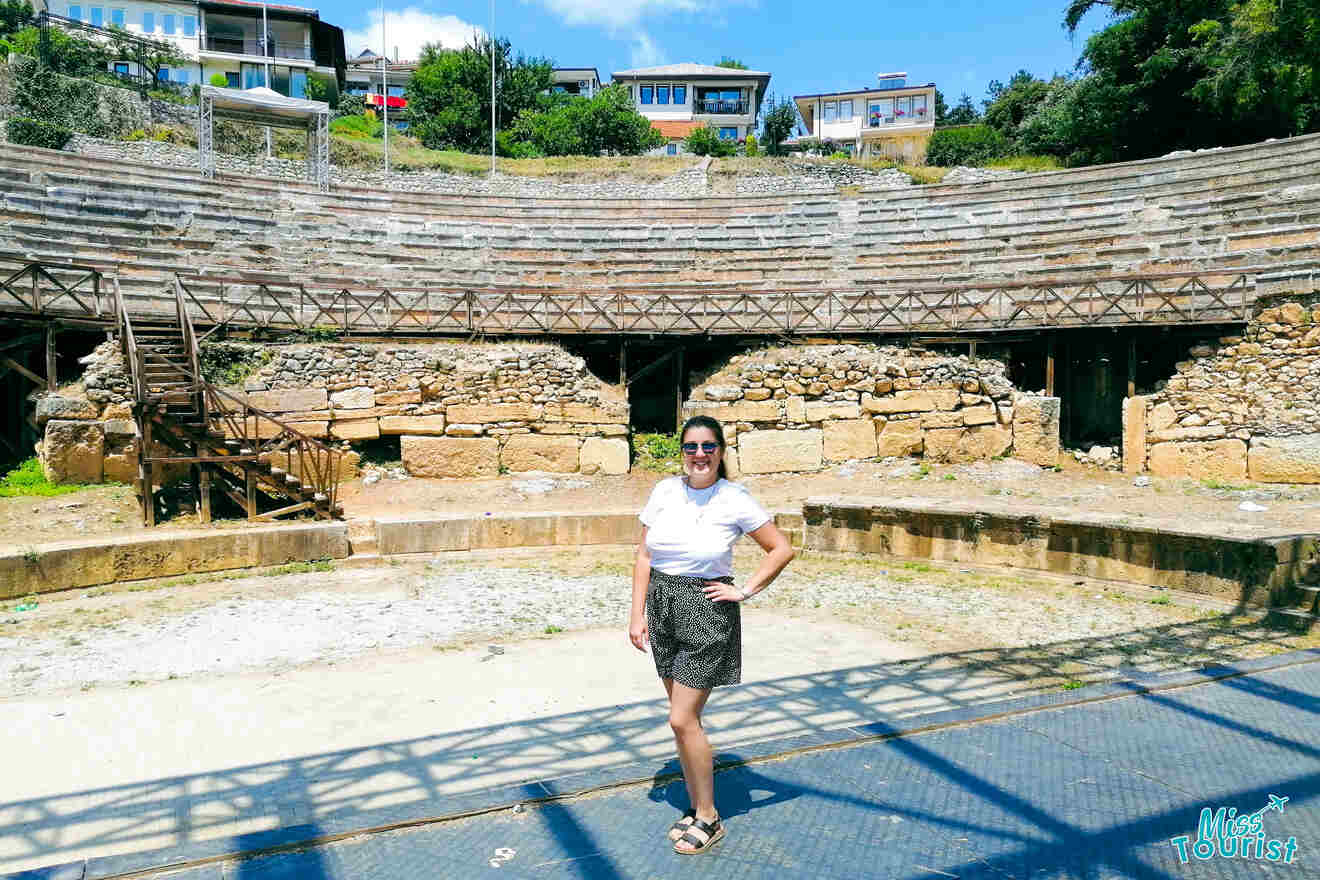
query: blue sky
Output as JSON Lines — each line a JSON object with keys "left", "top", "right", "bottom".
{"left": 336, "top": 0, "right": 1111, "bottom": 112}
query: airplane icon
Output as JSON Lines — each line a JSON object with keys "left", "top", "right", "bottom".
{"left": 1266, "top": 794, "right": 1289, "bottom": 814}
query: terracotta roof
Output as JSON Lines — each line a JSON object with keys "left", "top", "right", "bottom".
{"left": 651, "top": 120, "right": 703, "bottom": 139}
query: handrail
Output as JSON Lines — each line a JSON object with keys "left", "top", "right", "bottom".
{"left": 113, "top": 278, "right": 145, "bottom": 403}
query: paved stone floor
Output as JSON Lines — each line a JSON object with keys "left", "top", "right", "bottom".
{"left": 8, "top": 652, "right": 1318, "bottom": 880}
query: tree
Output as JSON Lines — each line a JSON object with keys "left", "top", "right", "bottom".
{"left": 407, "top": 35, "right": 553, "bottom": 153}
{"left": 508, "top": 83, "right": 663, "bottom": 156}
{"left": 5, "top": 25, "right": 109, "bottom": 76}
{"left": 714, "top": 56, "right": 748, "bottom": 69}
{"left": 105, "top": 28, "right": 187, "bottom": 91}
{"left": 0, "top": 0, "right": 32, "bottom": 40}
{"left": 933, "top": 89, "right": 949, "bottom": 125}
{"left": 941, "top": 92, "right": 979, "bottom": 127}
{"left": 684, "top": 124, "right": 736, "bottom": 156}
{"left": 759, "top": 93, "right": 797, "bottom": 155}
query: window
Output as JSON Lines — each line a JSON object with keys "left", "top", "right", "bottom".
{"left": 656, "top": 85, "right": 669, "bottom": 105}
{"left": 822, "top": 101, "right": 836, "bottom": 123}
{"left": 157, "top": 67, "right": 169, "bottom": 81}
{"left": 912, "top": 94, "right": 928, "bottom": 118}
{"left": 113, "top": 61, "right": 129, "bottom": 75}
{"left": 183, "top": 15, "right": 195, "bottom": 36}
{"left": 174, "top": 69, "right": 189, "bottom": 84}
{"left": 110, "top": 7, "right": 124, "bottom": 26}
{"left": 666, "top": 143, "right": 677, "bottom": 155}
{"left": 894, "top": 95, "right": 912, "bottom": 120}
{"left": 639, "top": 85, "right": 653, "bottom": 104}
{"left": 141, "top": 11, "right": 153, "bottom": 32}
{"left": 387, "top": 84, "right": 404, "bottom": 98}
{"left": 289, "top": 69, "right": 307, "bottom": 99}
{"left": 673, "top": 85, "right": 686, "bottom": 105}
{"left": 67, "top": 4, "right": 82, "bottom": 20}
{"left": 162, "top": 14, "right": 174, "bottom": 34}
{"left": 346, "top": 81, "right": 368, "bottom": 95}
{"left": 871, "top": 97, "right": 894, "bottom": 125}
{"left": 89, "top": 7, "right": 102, "bottom": 26}
{"left": 242, "top": 62, "right": 264, "bottom": 89}
{"left": 839, "top": 100, "right": 853, "bottom": 121}
{"left": 225, "top": 71, "right": 240, "bottom": 87}
{"left": 718, "top": 126, "right": 738, "bottom": 140}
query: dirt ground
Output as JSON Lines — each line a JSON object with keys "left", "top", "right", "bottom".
{"left": 4, "top": 455, "right": 1318, "bottom": 549}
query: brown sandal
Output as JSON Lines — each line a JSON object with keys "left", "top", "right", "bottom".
{"left": 674, "top": 816, "right": 724, "bottom": 854}
{"left": 666, "top": 809, "right": 696, "bottom": 841}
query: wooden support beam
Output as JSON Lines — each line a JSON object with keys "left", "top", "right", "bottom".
{"left": 1127, "top": 336, "right": 1137, "bottom": 399}
{"left": 969, "top": 340, "right": 978, "bottom": 364}
{"left": 246, "top": 468, "right": 257, "bottom": 521}
{"left": 141, "top": 417, "right": 155, "bottom": 528}
{"left": 251, "top": 499, "right": 314, "bottom": 522}
{"left": 1045, "top": 336, "right": 1056, "bottom": 398}
{"left": 619, "top": 340, "right": 627, "bottom": 386}
{"left": 2, "top": 357, "right": 45, "bottom": 387}
{"left": 674, "top": 344, "right": 685, "bottom": 433}
{"left": 45, "top": 324, "right": 56, "bottom": 392}
{"left": 199, "top": 466, "right": 212, "bottom": 525}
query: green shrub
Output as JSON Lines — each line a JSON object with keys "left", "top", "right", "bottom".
{"left": 683, "top": 124, "right": 736, "bottom": 157}
{"left": 633, "top": 432, "right": 682, "bottom": 473}
{"left": 335, "top": 93, "right": 366, "bottom": 119}
{"left": 6, "top": 116, "right": 72, "bottom": 149}
{"left": 199, "top": 342, "right": 272, "bottom": 385}
{"left": 924, "top": 124, "right": 1012, "bottom": 166}
{"left": 0, "top": 457, "right": 90, "bottom": 496}
{"left": 743, "top": 133, "right": 758, "bottom": 156}
{"left": 209, "top": 73, "right": 229, "bottom": 88}
{"left": 828, "top": 150, "right": 850, "bottom": 159}
{"left": 330, "top": 113, "right": 383, "bottom": 139}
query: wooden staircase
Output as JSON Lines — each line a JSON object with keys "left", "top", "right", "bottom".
{"left": 116, "top": 278, "right": 344, "bottom": 526}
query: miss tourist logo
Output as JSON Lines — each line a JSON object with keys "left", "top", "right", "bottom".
{"left": 1170, "top": 794, "right": 1298, "bottom": 864}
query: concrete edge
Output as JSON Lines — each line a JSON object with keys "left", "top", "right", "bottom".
{"left": 21, "top": 647, "right": 1317, "bottom": 880}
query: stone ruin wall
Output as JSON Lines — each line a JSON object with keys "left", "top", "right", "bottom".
{"left": 683, "top": 345, "right": 1061, "bottom": 475}
{"left": 1124, "top": 291, "right": 1320, "bottom": 483}
{"left": 36, "top": 340, "right": 631, "bottom": 484}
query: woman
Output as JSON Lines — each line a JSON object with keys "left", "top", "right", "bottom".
{"left": 628, "top": 415, "right": 796, "bottom": 855}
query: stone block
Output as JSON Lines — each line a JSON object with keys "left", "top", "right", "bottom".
{"left": 1248, "top": 435, "right": 1320, "bottom": 483}
{"left": 102, "top": 451, "right": 138, "bottom": 484}
{"left": 925, "top": 425, "right": 1012, "bottom": 463}
{"left": 102, "top": 419, "right": 138, "bottom": 437}
{"left": 330, "top": 387, "right": 375, "bottom": 409}
{"left": 542, "top": 401, "right": 628, "bottom": 423}
{"left": 445, "top": 424, "right": 484, "bottom": 437}
{"left": 1148, "top": 402, "right": 1178, "bottom": 433}
{"left": 1012, "top": 396, "right": 1060, "bottom": 468}
{"left": 1150, "top": 426, "right": 1227, "bottom": 442}
{"left": 1148, "top": 439, "right": 1248, "bottom": 480}
{"left": 402, "top": 436, "right": 499, "bottom": 478}
{"left": 744, "top": 388, "right": 772, "bottom": 401}
{"left": 42, "top": 420, "right": 104, "bottom": 484}
{"left": 685, "top": 400, "right": 782, "bottom": 423}
{"left": 1122, "top": 396, "right": 1147, "bottom": 475}
{"left": 1279, "top": 302, "right": 1306, "bottom": 325}
{"left": 380, "top": 415, "right": 447, "bottom": 435}
{"left": 502, "top": 435, "right": 580, "bottom": 473}
{"left": 330, "top": 418, "right": 380, "bottom": 441}
{"left": 376, "top": 390, "right": 423, "bottom": 405}
{"left": 921, "top": 411, "right": 963, "bottom": 429}
{"left": 103, "top": 403, "right": 133, "bottom": 420}
{"left": 961, "top": 405, "right": 996, "bottom": 426}
{"left": 448, "top": 403, "right": 543, "bottom": 423}
{"left": 268, "top": 449, "right": 360, "bottom": 483}
{"left": 36, "top": 395, "right": 98, "bottom": 425}
{"left": 805, "top": 401, "right": 862, "bottom": 422}
{"left": 862, "top": 390, "right": 935, "bottom": 414}
{"left": 246, "top": 388, "right": 328, "bottom": 413}
{"left": 785, "top": 396, "right": 806, "bottom": 423}
{"left": 928, "top": 390, "right": 961, "bottom": 410}
{"left": 877, "top": 419, "right": 923, "bottom": 457}
{"left": 823, "top": 419, "right": 878, "bottom": 462}
{"left": 738, "top": 429, "right": 823, "bottom": 474}
{"left": 724, "top": 445, "right": 741, "bottom": 479}
{"left": 579, "top": 437, "right": 630, "bottom": 475}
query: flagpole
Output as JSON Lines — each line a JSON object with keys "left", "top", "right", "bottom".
{"left": 489, "top": 0, "right": 495, "bottom": 175}
{"left": 381, "top": 0, "right": 389, "bottom": 175}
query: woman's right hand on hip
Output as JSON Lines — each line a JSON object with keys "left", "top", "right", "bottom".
{"left": 628, "top": 618, "right": 648, "bottom": 652}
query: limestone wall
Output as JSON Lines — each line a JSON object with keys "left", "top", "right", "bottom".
{"left": 1124, "top": 291, "right": 1320, "bottom": 483}
{"left": 683, "top": 344, "right": 1059, "bottom": 474}
{"left": 38, "top": 340, "right": 630, "bottom": 484}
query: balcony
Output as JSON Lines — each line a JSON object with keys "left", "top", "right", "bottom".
{"left": 201, "top": 34, "right": 312, "bottom": 60}
{"left": 696, "top": 99, "right": 748, "bottom": 115}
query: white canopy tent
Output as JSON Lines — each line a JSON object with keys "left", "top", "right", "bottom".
{"left": 197, "top": 86, "right": 333, "bottom": 192}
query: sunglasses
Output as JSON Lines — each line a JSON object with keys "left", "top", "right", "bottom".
{"left": 681, "top": 442, "right": 720, "bottom": 454}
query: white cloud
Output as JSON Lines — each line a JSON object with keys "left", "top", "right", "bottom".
{"left": 532, "top": 0, "right": 742, "bottom": 33}
{"left": 629, "top": 32, "right": 664, "bottom": 67}
{"left": 343, "top": 8, "right": 485, "bottom": 62}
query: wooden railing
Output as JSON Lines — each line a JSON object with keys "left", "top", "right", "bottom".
{"left": 113, "top": 278, "right": 145, "bottom": 404}
{"left": 0, "top": 258, "right": 105, "bottom": 319}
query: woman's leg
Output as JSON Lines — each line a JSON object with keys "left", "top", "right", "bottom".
{"left": 668, "top": 680, "right": 716, "bottom": 848}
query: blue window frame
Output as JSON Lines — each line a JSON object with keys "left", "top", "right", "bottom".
{"left": 289, "top": 69, "right": 307, "bottom": 99}
{"left": 666, "top": 143, "right": 677, "bottom": 155}
{"left": 89, "top": 7, "right": 102, "bottom": 26}
{"left": 639, "top": 85, "right": 653, "bottom": 104}
{"left": 157, "top": 67, "right": 169, "bottom": 81}
{"left": 718, "top": 126, "right": 738, "bottom": 140}
{"left": 673, "top": 85, "right": 686, "bottom": 105}
{"left": 113, "top": 61, "right": 128, "bottom": 75}
{"left": 141, "top": 11, "right": 153, "bottom": 32}
{"left": 68, "top": 4, "right": 82, "bottom": 19}
{"left": 162, "top": 14, "right": 175, "bottom": 34}
{"left": 183, "top": 15, "right": 195, "bottom": 36}
{"left": 656, "top": 85, "right": 669, "bottom": 105}
{"left": 110, "top": 7, "right": 124, "bottom": 26}
{"left": 225, "top": 71, "right": 240, "bottom": 87}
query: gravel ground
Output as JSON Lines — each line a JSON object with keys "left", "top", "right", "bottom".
{"left": 2, "top": 550, "right": 1313, "bottom": 701}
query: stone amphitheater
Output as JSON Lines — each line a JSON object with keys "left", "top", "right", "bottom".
{"left": 2, "top": 130, "right": 1320, "bottom": 487}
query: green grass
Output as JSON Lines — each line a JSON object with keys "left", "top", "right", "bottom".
{"left": 1199, "top": 478, "right": 1254, "bottom": 491}
{"left": 1060, "top": 679, "right": 1085, "bottom": 690}
{"left": 1149, "top": 594, "right": 1173, "bottom": 606}
{"left": 633, "top": 432, "right": 682, "bottom": 474}
{"left": 0, "top": 457, "right": 92, "bottom": 497}
{"left": 984, "top": 154, "right": 1064, "bottom": 173}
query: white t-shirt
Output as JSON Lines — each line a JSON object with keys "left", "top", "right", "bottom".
{"left": 639, "top": 476, "right": 772, "bottom": 578}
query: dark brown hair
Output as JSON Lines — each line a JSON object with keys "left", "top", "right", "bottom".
{"left": 680, "top": 415, "right": 728, "bottom": 481}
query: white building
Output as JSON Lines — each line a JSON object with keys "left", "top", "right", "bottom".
{"left": 793, "top": 72, "right": 936, "bottom": 162}
{"left": 47, "top": 0, "right": 345, "bottom": 98}
{"left": 611, "top": 62, "right": 771, "bottom": 155}
{"left": 551, "top": 67, "right": 599, "bottom": 98}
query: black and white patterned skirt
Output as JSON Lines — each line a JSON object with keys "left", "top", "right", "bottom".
{"left": 646, "top": 568, "right": 741, "bottom": 689}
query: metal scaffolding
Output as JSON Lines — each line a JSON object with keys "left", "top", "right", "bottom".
{"left": 197, "top": 86, "right": 332, "bottom": 192}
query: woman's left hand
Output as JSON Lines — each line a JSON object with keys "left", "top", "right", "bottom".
{"left": 703, "top": 580, "right": 746, "bottom": 603}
